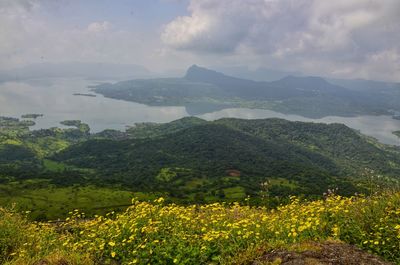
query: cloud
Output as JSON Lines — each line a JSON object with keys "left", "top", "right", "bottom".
{"left": 0, "top": 0, "right": 155, "bottom": 70}
{"left": 162, "top": 0, "right": 400, "bottom": 81}
{"left": 1, "top": 0, "right": 398, "bottom": 81}
{"left": 87, "top": 21, "right": 112, "bottom": 33}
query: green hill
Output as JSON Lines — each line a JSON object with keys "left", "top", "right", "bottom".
{"left": 53, "top": 118, "right": 400, "bottom": 202}
{"left": 2, "top": 116, "right": 400, "bottom": 219}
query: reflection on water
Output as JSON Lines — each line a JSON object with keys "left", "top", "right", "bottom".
{"left": 1, "top": 78, "right": 400, "bottom": 146}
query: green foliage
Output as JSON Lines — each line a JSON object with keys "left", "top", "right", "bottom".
{"left": 126, "top": 116, "right": 207, "bottom": 139}
{"left": 155, "top": 168, "right": 178, "bottom": 182}
{"left": 54, "top": 118, "right": 400, "bottom": 204}
{"left": 21, "top": 114, "right": 43, "bottom": 119}
{"left": 42, "top": 159, "right": 67, "bottom": 172}
{"left": 1, "top": 116, "right": 400, "bottom": 220}
{"left": 0, "top": 183, "right": 139, "bottom": 220}
{"left": 60, "top": 120, "right": 90, "bottom": 134}
{"left": 223, "top": 186, "right": 246, "bottom": 199}
{"left": 0, "top": 207, "right": 29, "bottom": 263}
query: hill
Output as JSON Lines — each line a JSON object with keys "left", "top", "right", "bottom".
{"left": 2, "top": 116, "right": 400, "bottom": 219}
{"left": 53, "top": 118, "right": 400, "bottom": 203}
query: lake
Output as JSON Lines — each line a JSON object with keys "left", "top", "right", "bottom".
{"left": 1, "top": 78, "right": 400, "bottom": 146}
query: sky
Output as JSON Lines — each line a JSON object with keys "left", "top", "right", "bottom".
{"left": 1, "top": 0, "right": 399, "bottom": 81}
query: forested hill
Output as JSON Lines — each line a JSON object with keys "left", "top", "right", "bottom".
{"left": 53, "top": 117, "right": 400, "bottom": 201}
{"left": 2, "top": 116, "right": 400, "bottom": 219}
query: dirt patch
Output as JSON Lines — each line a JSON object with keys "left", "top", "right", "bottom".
{"left": 253, "top": 241, "right": 393, "bottom": 265}
{"left": 226, "top": 169, "right": 241, "bottom": 177}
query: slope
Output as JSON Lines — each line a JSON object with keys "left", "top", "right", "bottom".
{"left": 53, "top": 118, "right": 400, "bottom": 201}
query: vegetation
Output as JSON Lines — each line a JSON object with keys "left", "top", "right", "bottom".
{"left": 72, "top": 93, "right": 97, "bottom": 97}
{"left": 60, "top": 120, "right": 90, "bottom": 134}
{"left": 1, "top": 116, "right": 400, "bottom": 220}
{"left": 21, "top": 114, "right": 44, "bottom": 119}
{"left": 53, "top": 118, "right": 400, "bottom": 204}
{"left": 1, "top": 192, "right": 399, "bottom": 264}
{"left": 0, "top": 116, "right": 35, "bottom": 128}
{"left": 393, "top": 131, "right": 400, "bottom": 138}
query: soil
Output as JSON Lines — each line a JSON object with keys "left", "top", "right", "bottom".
{"left": 253, "top": 241, "right": 393, "bottom": 265}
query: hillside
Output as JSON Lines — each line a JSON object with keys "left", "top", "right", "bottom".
{"left": 1, "top": 192, "right": 399, "bottom": 264}
{"left": 92, "top": 65, "right": 398, "bottom": 118}
{"left": 53, "top": 118, "right": 400, "bottom": 202}
{"left": 2, "top": 116, "right": 400, "bottom": 219}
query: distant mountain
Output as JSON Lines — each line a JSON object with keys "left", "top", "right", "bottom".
{"left": 92, "top": 65, "right": 400, "bottom": 118}
{"left": 216, "top": 66, "right": 303, "bottom": 82}
{"left": 0, "top": 62, "right": 152, "bottom": 81}
{"left": 271, "top": 76, "right": 340, "bottom": 91}
{"left": 328, "top": 78, "right": 400, "bottom": 92}
{"left": 216, "top": 65, "right": 400, "bottom": 92}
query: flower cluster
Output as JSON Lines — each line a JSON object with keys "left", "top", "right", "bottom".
{"left": 2, "top": 192, "right": 400, "bottom": 264}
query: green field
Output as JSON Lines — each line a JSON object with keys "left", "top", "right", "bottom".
{"left": 0, "top": 182, "right": 145, "bottom": 220}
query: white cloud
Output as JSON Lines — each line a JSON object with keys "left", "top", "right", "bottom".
{"left": 1, "top": 0, "right": 399, "bottom": 81}
{"left": 162, "top": 0, "right": 400, "bottom": 81}
{"left": 87, "top": 21, "right": 111, "bottom": 33}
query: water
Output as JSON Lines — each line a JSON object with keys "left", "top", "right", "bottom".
{"left": 1, "top": 78, "right": 400, "bottom": 146}
{"left": 0, "top": 78, "right": 187, "bottom": 132}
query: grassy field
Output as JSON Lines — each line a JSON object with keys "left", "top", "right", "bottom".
{"left": 0, "top": 183, "right": 157, "bottom": 220}
{"left": 0, "top": 192, "right": 399, "bottom": 264}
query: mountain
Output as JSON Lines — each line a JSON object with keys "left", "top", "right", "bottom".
{"left": 93, "top": 65, "right": 399, "bottom": 118}
{"left": 215, "top": 66, "right": 303, "bottom": 81}
{"left": 328, "top": 78, "right": 400, "bottom": 92}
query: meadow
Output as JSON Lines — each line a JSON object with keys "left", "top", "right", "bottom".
{"left": 0, "top": 183, "right": 157, "bottom": 220}
{"left": 1, "top": 192, "right": 399, "bottom": 264}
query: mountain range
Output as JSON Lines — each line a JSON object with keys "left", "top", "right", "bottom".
{"left": 93, "top": 65, "right": 400, "bottom": 118}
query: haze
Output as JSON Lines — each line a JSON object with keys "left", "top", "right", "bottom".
{"left": 1, "top": 0, "right": 399, "bottom": 81}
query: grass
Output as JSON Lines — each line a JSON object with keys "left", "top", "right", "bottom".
{"left": 43, "top": 159, "right": 67, "bottom": 172}
{"left": 0, "top": 184, "right": 139, "bottom": 220}
{"left": 269, "top": 178, "right": 298, "bottom": 189}
{"left": 1, "top": 191, "right": 399, "bottom": 264}
{"left": 223, "top": 186, "right": 246, "bottom": 199}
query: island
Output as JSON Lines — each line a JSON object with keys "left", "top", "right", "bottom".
{"left": 73, "top": 93, "right": 97, "bottom": 97}
{"left": 60, "top": 120, "right": 90, "bottom": 134}
{"left": 0, "top": 116, "right": 35, "bottom": 128}
{"left": 21, "top": 114, "right": 44, "bottom": 119}
{"left": 393, "top": 131, "right": 400, "bottom": 138}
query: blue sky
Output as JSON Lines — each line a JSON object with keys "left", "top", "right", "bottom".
{"left": 38, "top": 0, "right": 188, "bottom": 31}
{"left": 0, "top": 0, "right": 399, "bottom": 81}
